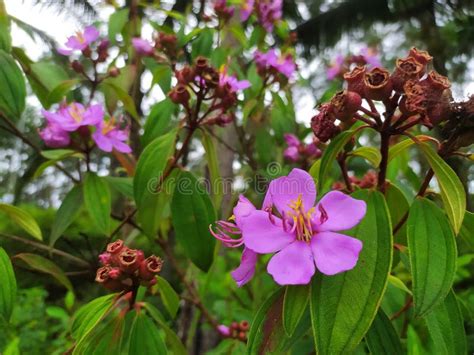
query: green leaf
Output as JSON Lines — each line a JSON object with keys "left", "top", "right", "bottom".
{"left": 171, "top": 171, "right": 216, "bottom": 272}
{"left": 0, "top": 247, "right": 16, "bottom": 322}
{"left": 0, "top": 50, "right": 26, "bottom": 120}
{"left": 425, "top": 290, "right": 466, "bottom": 355}
{"left": 418, "top": 143, "right": 466, "bottom": 234}
{"left": 385, "top": 183, "right": 409, "bottom": 242}
{"left": 318, "top": 128, "right": 359, "bottom": 191}
{"left": 0, "top": 0, "right": 12, "bottom": 52}
{"left": 83, "top": 173, "right": 111, "bottom": 235}
{"left": 459, "top": 211, "right": 474, "bottom": 248}
{"left": 365, "top": 309, "right": 403, "bottom": 355}
{"left": 41, "top": 149, "right": 77, "bottom": 160}
{"left": 202, "top": 131, "right": 222, "bottom": 210}
{"left": 47, "top": 79, "right": 79, "bottom": 105}
{"left": 143, "top": 302, "right": 187, "bottom": 355}
{"left": 283, "top": 285, "right": 309, "bottom": 337}
{"left": 191, "top": 28, "right": 214, "bottom": 59}
{"left": 407, "top": 198, "right": 457, "bottom": 317}
{"left": 387, "top": 275, "right": 412, "bottom": 295}
{"left": 71, "top": 294, "right": 116, "bottom": 340}
{"left": 134, "top": 130, "right": 177, "bottom": 236}
{"left": 0, "top": 204, "right": 42, "bottom": 240}
{"left": 100, "top": 82, "right": 139, "bottom": 121}
{"left": 14, "top": 253, "right": 73, "bottom": 291}
{"left": 105, "top": 176, "right": 134, "bottom": 199}
{"left": 155, "top": 275, "right": 180, "bottom": 318}
{"left": 247, "top": 288, "right": 310, "bottom": 354}
{"left": 152, "top": 65, "right": 172, "bottom": 93}
{"left": 388, "top": 135, "right": 433, "bottom": 163}
{"left": 141, "top": 99, "right": 176, "bottom": 147}
{"left": 26, "top": 61, "right": 69, "bottom": 109}
{"left": 270, "top": 93, "right": 295, "bottom": 142}
{"left": 108, "top": 8, "right": 129, "bottom": 43}
{"left": 310, "top": 190, "right": 393, "bottom": 355}
{"left": 50, "top": 185, "right": 83, "bottom": 247}
{"left": 348, "top": 147, "right": 381, "bottom": 167}
{"left": 407, "top": 325, "right": 425, "bottom": 355}
{"left": 129, "top": 312, "right": 167, "bottom": 354}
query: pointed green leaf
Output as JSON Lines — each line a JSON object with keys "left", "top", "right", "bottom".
{"left": 407, "top": 198, "right": 457, "bottom": 317}
{"left": 171, "top": 171, "right": 216, "bottom": 272}
{"left": 14, "top": 253, "right": 73, "bottom": 291}
{"left": 202, "top": 131, "right": 222, "bottom": 210}
{"left": 71, "top": 294, "right": 116, "bottom": 340}
{"left": 155, "top": 275, "right": 180, "bottom": 318}
{"left": 418, "top": 142, "right": 466, "bottom": 234}
{"left": 129, "top": 312, "right": 167, "bottom": 354}
{"left": 0, "top": 247, "right": 16, "bottom": 322}
{"left": 425, "top": 290, "right": 466, "bottom": 355}
{"left": 365, "top": 309, "right": 403, "bottom": 355}
{"left": 0, "top": 203, "right": 42, "bottom": 240}
{"left": 108, "top": 8, "right": 129, "bottom": 43}
{"left": 0, "top": 50, "right": 26, "bottom": 120}
{"left": 283, "top": 285, "right": 309, "bottom": 337}
{"left": 50, "top": 185, "right": 83, "bottom": 246}
{"left": 141, "top": 98, "right": 176, "bottom": 147}
{"left": 349, "top": 147, "right": 381, "bottom": 167}
{"left": 0, "top": 0, "right": 12, "bottom": 52}
{"left": 83, "top": 173, "right": 111, "bottom": 235}
{"left": 105, "top": 176, "right": 134, "bottom": 199}
{"left": 310, "top": 190, "right": 393, "bottom": 355}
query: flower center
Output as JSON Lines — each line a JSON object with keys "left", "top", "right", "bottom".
{"left": 69, "top": 104, "right": 85, "bottom": 123}
{"left": 76, "top": 31, "right": 86, "bottom": 44}
{"left": 285, "top": 195, "right": 315, "bottom": 242}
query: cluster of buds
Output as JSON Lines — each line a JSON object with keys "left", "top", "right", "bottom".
{"left": 168, "top": 57, "right": 250, "bottom": 126}
{"left": 132, "top": 32, "right": 179, "bottom": 60}
{"left": 312, "top": 48, "right": 453, "bottom": 142}
{"left": 213, "top": 0, "right": 235, "bottom": 23}
{"left": 333, "top": 171, "right": 377, "bottom": 191}
{"left": 95, "top": 240, "right": 163, "bottom": 292}
{"left": 217, "top": 320, "right": 250, "bottom": 342}
{"left": 241, "top": 0, "right": 283, "bottom": 33}
{"left": 283, "top": 133, "right": 321, "bottom": 164}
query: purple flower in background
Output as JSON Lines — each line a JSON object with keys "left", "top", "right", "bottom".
{"left": 92, "top": 118, "right": 132, "bottom": 154}
{"left": 257, "top": 0, "right": 283, "bottom": 32}
{"left": 39, "top": 121, "right": 70, "bottom": 148}
{"left": 213, "top": 169, "right": 367, "bottom": 286}
{"left": 283, "top": 134, "right": 321, "bottom": 162}
{"left": 42, "top": 103, "right": 104, "bottom": 132}
{"left": 360, "top": 47, "right": 382, "bottom": 68}
{"left": 326, "top": 55, "right": 345, "bottom": 80}
{"left": 240, "top": 0, "right": 254, "bottom": 21}
{"left": 132, "top": 38, "right": 154, "bottom": 56}
{"left": 284, "top": 133, "right": 300, "bottom": 147}
{"left": 255, "top": 49, "right": 296, "bottom": 79}
{"left": 219, "top": 67, "right": 251, "bottom": 93}
{"left": 217, "top": 325, "right": 231, "bottom": 337}
{"left": 58, "top": 26, "right": 100, "bottom": 55}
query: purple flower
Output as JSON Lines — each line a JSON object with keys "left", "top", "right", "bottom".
{"left": 92, "top": 118, "right": 132, "bottom": 154}
{"left": 240, "top": 0, "right": 254, "bottom": 21}
{"left": 255, "top": 49, "right": 296, "bottom": 79}
{"left": 213, "top": 169, "right": 367, "bottom": 286}
{"left": 132, "top": 38, "right": 154, "bottom": 56}
{"left": 257, "top": 0, "right": 283, "bottom": 32}
{"left": 42, "top": 103, "right": 104, "bottom": 132}
{"left": 284, "top": 133, "right": 300, "bottom": 147}
{"left": 39, "top": 121, "right": 70, "bottom": 148}
{"left": 360, "top": 47, "right": 382, "bottom": 68}
{"left": 219, "top": 67, "right": 251, "bottom": 92}
{"left": 217, "top": 325, "right": 231, "bottom": 337}
{"left": 326, "top": 55, "right": 345, "bottom": 80}
{"left": 58, "top": 26, "right": 100, "bottom": 55}
{"left": 283, "top": 146, "right": 300, "bottom": 162}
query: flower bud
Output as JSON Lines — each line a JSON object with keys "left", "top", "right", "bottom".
{"left": 97, "top": 39, "right": 110, "bottom": 62}
{"left": 118, "top": 248, "right": 144, "bottom": 273}
{"left": 239, "top": 320, "right": 250, "bottom": 331}
{"left": 108, "top": 267, "right": 122, "bottom": 280}
{"left": 216, "top": 113, "right": 235, "bottom": 126}
{"left": 283, "top": 146, "right": 300, "bottom": 162}
{"left": 343, "top": 66, "right": 366, "bottom": 96}
{"left": 98, "top": 252, "right": 111, "bottom": 265}
{"left": 330, "top": 90, "right": 362, "bottom": 122}
{"left": 363, "top": 67, "right": 393, "bottom": 101}
{"left": 108, "top": 67, "right": 120, "bottom": 78}
{"left": 217, "top": 325, "right": 231, "bottom": 337}
{"left": 391, "top": 57, "right": 424, "bottom": 92}
{"left": 311, "top": 104, "right": 340, "bottom": 143}
{"left": 139, "top": 255, "right": 163, "bottom": 280}
{"left": 71, "top": 60, "right": 84, "bottom": 73}
{"left": 168, "top": 84, "right": 191, "bottom": 105}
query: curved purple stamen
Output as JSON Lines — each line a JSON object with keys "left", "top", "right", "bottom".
{"left": 209, "top": 221, "right": 244, "bottom": 248}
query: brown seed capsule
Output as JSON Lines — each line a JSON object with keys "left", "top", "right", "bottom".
{"left": 139, "top": 255, "right": 164, "bottom": 281}
{"left": 391, "top": 57, "right": 424, "bottom": 92}
{"left": 107, "top": 240, "right": 124, "bottom": 255}
{"left": 343, "top": 66, "right": 366, "bottom": 97}
{"left": 408, "top": 47, "right": 432, "bottom": 67}
{"left": 176, "top": 67, "right": 195, "bottom": 84}
{"left": 195, "top": 56, "right": 209, "bottom": 74}
{"left": 363, "top": 67, "right": 393, "bottom": 101}
{"left": 330, "top": 90, "right": 362, "bottom": 122}
{"left": 311, "top": 104, "right": 340, "bottom": 143}
{"left": 168, "top": 84, "right": 191, "bottom": 105}
{"left": 118, "top": 248, "right": 144, "bottom": 273}
{"left": 239, "top": 320, "right": 250, "bottom": 331}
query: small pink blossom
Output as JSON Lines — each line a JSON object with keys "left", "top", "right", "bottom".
{"left": 219, "top": 67, "right": 251, "bottom": 92}
{"left": 257, "top": 0, "right": 283, "bottom": 32}
{"left": 240, "top": 0, "right": 254, "bottom": 21}
{"left": 255, "top": 49, "right": 296, "bottom": 79}
{"left": 212, "top": 169, "right": 367, "bottom": 286}
{"left": 360, "top": 47, "right": 382, "bottom": 68}
{"left": 217, "top": 325, "right": 231, "bottom": 337}
{"left": 58, "top": 26, "right": 100, "bottom": 55}
{"left": 283, "top": 134, "right": 321, "bottom": 162}
{"left": 39, "top": 121, "right": 70, "bottom": 148}
{"left": 326, "top": 55, "right": 345, "bottom": 80}
{"left": 132, "top": 38, "right": 154, "bottom": 56}
{"left": 92, "top": 118, "right": 132, "bottom": 154}
{"left": 42, "top": 103, "right": 104, "bottom": 132}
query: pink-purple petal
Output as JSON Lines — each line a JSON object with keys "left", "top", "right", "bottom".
{"left": 241, "top": 210, "right": 294, "bottom": 253}
{"left": 231, "top": 247, "right": 257, "bottom": 287}
{"left": 315, "top": 191, "right": 367, "bottom": 232}
{"left": 233, "top": 195, "right": 256, "bottom": 227}
{"left": 311, "top": 232, "right": 363, "bottom": 275}
{"left": 83, "top": 26, "right": 100, "bottom": 43}
{"left": 266, "top": 168, "right": 316, "bottom": 215}
{"left": 267, "top": 241, "right": 315, "bottom": 285}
